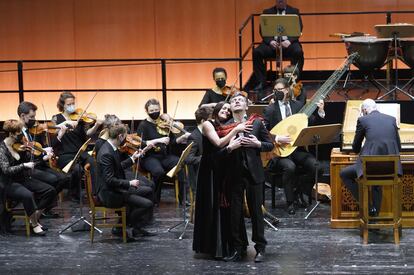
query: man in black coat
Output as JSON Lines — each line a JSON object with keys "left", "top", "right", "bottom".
{"left": 253, "top": 0, "right": 304, "bottom": 92}
{"left": 97, "top": 123, "right": 154, "bottom": 238}
{"left": 263, "top": 78, "right": 325, "bottom": 215}
{"left": 340, "top": 99, "right": 402, "bottom": 216}
{"left": 223, "top": 92, "right": 274, "bottom": 263}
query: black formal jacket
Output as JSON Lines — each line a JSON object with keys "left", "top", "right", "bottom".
{"left": 261, "top": 5, "right": 303, "bottom": 44}
{"left": 352, "top": 110, "right": 402, "bottom": 177}
{"left": 225, "top": 118, "right": 274, "bottom": 184}
{"left": 185, "top": 128, "right": 203, "bottom": 166}
{"left": 97, "top": 141, "right": 133, "bottom": 208}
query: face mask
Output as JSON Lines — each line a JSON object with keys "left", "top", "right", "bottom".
{"left": 216, "top": 79, "right": 226, "bottom": 89}
{"left": 65, "top": 105, "right": 76, "bottom": 114}
{"left": 148, "top": 111, "right": 160, "bottom": 120}
{"left": 273, "top": 90, "right": 285, "bottom": 101}
{"left": 27, "top": 119, "right": 36, "bottom": 128}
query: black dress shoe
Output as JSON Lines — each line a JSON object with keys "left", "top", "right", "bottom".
{"left": 286, "top": 203, "right": 295, "bottom": 215}
{"left": 254, "top": 252, "right": 265, "bottom": 263}
{"left": 132, "top": 228, "right": 157, "bottom": 237}
{"left": 41, "top": 210, "right": 62, "bottom": 219}
{"left": 369, "top": 207, "right": 379, "bottom": 217}
{"left": 223, "top": 250, "right": 242, "bottom": 262}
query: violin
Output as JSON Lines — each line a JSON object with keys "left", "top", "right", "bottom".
{"left": 12, "top": 137, "right": 47, "bottom": 157}
{"left": 119, "top": 142, "right": 153, "bottom": 157}
{"left": 29, "top": 121, "right": 61, "bottom": 135}
{"left": 292, "top": 81, "right": 303, "bottom": 98}
{"left": 69, "top": 108, "right": 97, "bottom": 124}
{"left": 220, "top": 86, "right": 248, "bottom": 99}
{"left": 155, "top": 113, "right": 188, "bottom": 136}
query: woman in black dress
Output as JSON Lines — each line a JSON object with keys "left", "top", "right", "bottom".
{"left": 193, "top": 101, "right": 251, "bottom": 259}
{"left": 199, "top": 67, "right": 229, "bottom": 109}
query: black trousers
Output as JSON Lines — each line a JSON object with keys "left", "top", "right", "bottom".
{"left": 32, "top": 166, "right": 71, "bottom": 194}
{"left": 340, "top": 164, "right": 382, "bottom": 211}
{"left": 231, "top": 168, "right": 266, "bottom": 253}
{"left": 253, "top": 41, "right": 304, "bottom": 84}
{"left": 123, "top": 187, "right": 154, "bottom": 229}
{"left": 269, "top": 149, "right": 321, "bottom": 204}
{"left": 5, "top": 178, "right": 56, "bottom": 216}
{"left": 142, "top": 154, "right": 185, "bottom": 203}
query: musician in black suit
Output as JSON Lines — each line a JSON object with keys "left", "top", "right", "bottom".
{"left": 223, "top": 92, "right": 274, "bottom": 263}
{"left": 263, "top": 78, "right": 325, "bottom": 215}
{"left": 340, "top": 99, "right": 402, "bottom": 216}
{"left": 185, "top": 106, "right": 211, "bottom": 193}
{"left": 253, "top": 0, "right": 304, "bottom": 92}
{"left": 97, "top": 123, "right": 154, "bottom": 238}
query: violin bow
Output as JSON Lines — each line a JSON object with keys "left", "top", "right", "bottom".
{"left": 76, "top": 91, "right": 98, "bottom": 124}
{"left": 166, "top": 100, "right": 179, "bottom": 137}
{"left": 134, "top": 132, "right": 144, "bottom": 180}
{"left": 41, "top": 104, "right": 51, "bottom": 147}
{"left": 287, "top": 63, "right": 299, "bottom": 85}
{"left": 225, "top": 68, "right": 243, "bottom": 102}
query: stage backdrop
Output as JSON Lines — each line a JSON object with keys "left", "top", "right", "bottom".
{"left": 0, "top": 0, "right": 413, "bottom": 120}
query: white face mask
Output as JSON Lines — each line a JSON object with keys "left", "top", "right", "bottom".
{"left": 65, "top": 105, "right": 76, "bottom": 114}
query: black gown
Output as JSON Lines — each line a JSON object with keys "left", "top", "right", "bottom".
{"left": 192, "top": 121, "right": 232, "bottom": 258}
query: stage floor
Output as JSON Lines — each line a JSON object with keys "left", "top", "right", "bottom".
{"left": 2, "top": 188, "right": 414, "bottom": 274}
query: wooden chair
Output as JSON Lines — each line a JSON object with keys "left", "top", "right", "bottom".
{"left": 6, "top": 200, "right": 30, "bottom": 237}
{"left": 358, "top": 155, "right": 402, "bottom": 244}
{"left": 84, "top": 164, "right": 127, "bottom": 243}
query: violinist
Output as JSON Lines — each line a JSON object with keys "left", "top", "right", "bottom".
{"left": 136, "top": 98, "right": 189, "bottom": 204}
{"left": 0, "top": 119, "right": 56, "bottom": 236}
{"left": 199, "top": 67, "right": 230, "bottom": 108}
{"left": 17, "top": 101, "right": 70, "bottom": 218}
{"left": 52, "top": 91, "right": 101, "bottom": 201}
{"left": 283, "top": 65, "right": 306, "bottom": 105}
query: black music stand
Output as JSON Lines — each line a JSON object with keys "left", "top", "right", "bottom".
{"left": 260, "top": 14, "right": 301, "bottom": 77}
{"left": 375, "top": 24, "right": 414, "bottom": 100}
{"left": 167, "top": 142, "right": 193, "bottom": 240}
{"left": 59, "top": 138, "right": 102, "bottom": 234}
{"left": 292, "top": 124, "right": 342, "bottom": 219}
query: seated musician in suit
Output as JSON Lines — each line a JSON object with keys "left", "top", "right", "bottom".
{"left": 97, "top": 123, "right": 155, "bottom": 238}
{"left": 340, "top": 99, "right": 402, "bottom": 217}
{"left": 17, "top": 101, "right": 70, "bottom": 218}
{"left": 253, "top": 0, "right": 304, "bottom": 93}
{"left": 185, "top": 106, "right": 212, "bottom": 195}
{"left": 263, "top": 78, "right": 324, "bottom": 215}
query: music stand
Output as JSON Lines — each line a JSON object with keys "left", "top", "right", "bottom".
{"left": 167, "top": 142, "right": 193, "bottom": 240}
{"left": 260, "top": 14, "right": 301, "bottom": 77}
{"left": 292, "top": 124, "right": 342, "bottom": 219}
{"left": 375, "top": 24, "right": 414, "bottom": 100}
{"left": 59, "top": 138, "right": 102, "bottom": 234}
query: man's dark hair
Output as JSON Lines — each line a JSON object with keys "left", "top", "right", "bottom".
{"left": 17, "top": 101, "right": 37, "bottom": 117}
{"left": 194, "top": 106, "right": 212, "bottom": 124}
{"left": 283, "top": 65, "right": 300, "bottom": 78}
{"left": 212, "top": 67, "right": 227, "bottom": 79}
{"left": 108, "top": 123, "right": 128, "bottom": 139}
{"left": 274, "top": 77, "right": 289, "bottom": 88}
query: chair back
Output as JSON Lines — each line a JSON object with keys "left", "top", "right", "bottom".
{"left": 84, "top": 163, "right": 95, "bottom": 208}
{"left": 360, "top": 155, "right": 400, "bottom": 184}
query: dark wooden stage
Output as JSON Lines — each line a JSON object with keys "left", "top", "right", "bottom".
{"left": 2, "top": 187, "right": 414, "bottom": 274}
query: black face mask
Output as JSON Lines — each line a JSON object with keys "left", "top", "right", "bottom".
{"left": 273, "top": 90, "right": 285, "bottom": 101}
{"left": 148, "top": 111, "right": 160, "bottom": 120}
{"left": 27, "top": 119, "right": 36, "bottom": 128}
{"left": 216, "top": 79, "right": 226, "bottom": 89}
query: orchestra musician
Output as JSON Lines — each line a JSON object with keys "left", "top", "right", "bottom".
{"left": 52, "top": 91, "right": 101, "bottom": 201}
{"left": 199, "top": 67, "right": 231, "bottom": 109}
{"left": 222, "top": 92, "right": 274, "bottom": 263}
{"left": 0, "top": 120, "right": 56, "bottom": 236}
{"left": 253, "top": 0, "right": 304, "bottom": 94}
{"left": 17, "top": 101, "right": 70, "bottom": 218}
{"left": 97, "top": 123, "right": 155, "bottom": 239}
{"left": 283, "top": 65, "right": 306, "bottom": 105}
{"left": 136, "top": 98, "right": 190, "bottom": 204}
{"left": 263, "top": 78, "right": 324, "bottom": 215}
{"left": 193, "top": 101, "right": 251, "bottom": 259}
{"left": 340, "top": 99, "right": 402, "bottom": 217}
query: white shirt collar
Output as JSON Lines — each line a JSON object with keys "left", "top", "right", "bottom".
{"left": 107, "top": 139, "right": 117, "bottom": 151}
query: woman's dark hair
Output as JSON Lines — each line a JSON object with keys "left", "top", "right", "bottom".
{"left": 194, "top": 106, "right": 212, "bottom": 124}
{"left": 57, "top": 91, "right": 75, "bottom": 112}
{"left": 212, "top": 67, "right": 227, "bottom": 79}
{"left": 144, "top": 98, "right": 160, "bottom": 111}
{"left": 211, "top": 101, "right": 231, "bottom": 126}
